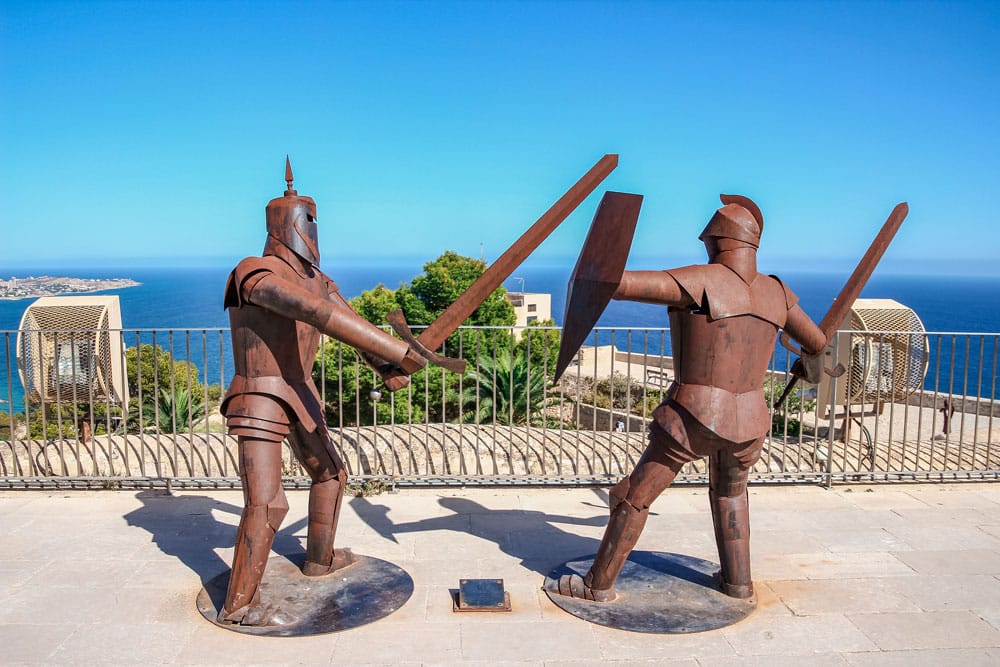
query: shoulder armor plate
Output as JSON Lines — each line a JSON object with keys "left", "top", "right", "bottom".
{"left": 224, "top": 256, "right": 286, "bottom": 309}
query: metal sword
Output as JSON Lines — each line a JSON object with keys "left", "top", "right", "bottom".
{"left": 773, "top": 202, "right": 909, "bottom": 409}
{"left": 384, "top": 154, "right": 620, "bottom": 377}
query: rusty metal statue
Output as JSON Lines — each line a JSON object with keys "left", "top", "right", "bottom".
{"left": 551, "top": 194, "right": 907, "bottom": 603}
{"left": 217, "top": 158, "right": 430, "bottom": 626}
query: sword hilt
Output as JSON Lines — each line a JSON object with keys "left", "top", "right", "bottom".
{"left": 386, "top": 309, "right": 468, "bottom": 374}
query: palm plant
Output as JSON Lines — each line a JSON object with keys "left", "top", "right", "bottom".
{"left": 462, "top": 349, "right": 552, "bottom": 425}
{"left": 128, "top": 386, "right": 206, "bottom": 433}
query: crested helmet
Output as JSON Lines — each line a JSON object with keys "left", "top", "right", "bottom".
{"left": 264, "top": 156, "right": 320, "bottom": 265}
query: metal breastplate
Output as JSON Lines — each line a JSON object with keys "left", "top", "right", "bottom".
{"left": 668, "top": 309, "right": 779, "bottom": 393}
{"left": 227, "top": 261, "right": 326, "bottom": 384}
{"left": 228, "top": 306, "right": 321, "bottom": 383}
{"left": 665, "top": 310, "right": 779, "bottom": 443}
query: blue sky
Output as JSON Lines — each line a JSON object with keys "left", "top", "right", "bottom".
{"left": 2, "top": 1, "right": 998, "bottom": 274}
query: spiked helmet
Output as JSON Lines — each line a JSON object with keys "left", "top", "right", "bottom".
{"left": 264, "top": 156, "right": 320, "bottom": 265}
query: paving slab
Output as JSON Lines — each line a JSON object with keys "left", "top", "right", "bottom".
{"left": 721, "top": 613, "right": 879, "bottom": 656}
{"left": 891, "top": 548, "right": 1000, "bottom": 575}
{"left": 790, "top": 551, "right": 915, "bottom": 580}
{"left": 0, "top": 624, "right": 75, "bottom": 663}
{"left": 544, "top": 660, "right": 699, "bottom": 667}
{"left": 708, "top": 655, "right": 850, "bottom": 667}
{"left": 768, "top": 578, "right": 921, "bottom": 615}
{"left": 979, "top": 523, "right": 1000, "bottom": 540}
{"left": 337, "top": 620, "right": 462, "bottom": 663}
{"left": 746, "top": 529, "right": 828, "bottom": 557}
{"left": 804, "top": 527, "right": 915, "bottom": 553}
{"left": 884, "top": 522, "right": 1000, "bottom": 551}
{"left": 589, "top": 620, "right": 738, "bottom": 661}
{"left": 2, "top": 483, "right": 1000, "bottom": 664}
{"left": 848, "top": 610, "right": 1000, "bottom": 650}
{"left": 461, "top": 619, "right": 600, "bottom": 662}
{"left": 49, "top": 622, "right": 193, "bottom": 665}
{"left": 888, "top": 573, "right": 1000, "bottom": 611}
{"left": 844, "top": 647, "right": 1000, "bottom": 666}
{"left": 979, "top": 607, "right": 1000, "bottom": 631}
{"left": 175, "top": 620, "right": 339, "bottom": 665}
{"left": 835, "top": 487, "right": 932, "bottom": 511}
{"left": 904, "top": 487, "right": 1000, "bottom": 510}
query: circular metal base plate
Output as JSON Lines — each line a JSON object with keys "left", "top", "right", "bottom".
{"left": 543, "top": 551, "right": 756, "bottom": 634}
{"left": 197, "top": 554, "right": 413, "bottom": 637}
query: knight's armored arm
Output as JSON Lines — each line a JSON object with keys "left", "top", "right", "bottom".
{"left": 784, "top": 305, "right": 826, "bottom": 354}
{"left": 783, "top": 304, "right": 827, "bottom": 384}
{"left": 321, "top": 280, "right": 425, "bottom": 381}
{"left": 613, "top": 271, "right": 694, "bottom": 307}
{"left": 246, "top": 273, "right": 426, "bottom": 374}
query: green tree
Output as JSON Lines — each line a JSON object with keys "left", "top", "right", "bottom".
{"left": 126, "top": 343, "right": 203, "bottom": 401}
{"left": 0, "top": 411, "right": 12, "bottom": 440}
{"left": 316, "top": 251, "right": 519, "bottom": 427}
{"left": 350, "top": 284, "right": 403, "bottom": 325}
{"left": 515, "top": 319, "right": 561, "bottom": 378}
{"left": 381, "top": 251, "right": 516, "bottom": 361}
{"left": 405, "top": 251, "right": 515, "bottom": 326}
{"left": 123, "top": 343, "right": 207, "bottom": 434}
{"left": 315, "top": 339, "right": 428, "bottom": 427}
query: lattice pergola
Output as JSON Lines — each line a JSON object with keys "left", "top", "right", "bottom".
{"left": 819, "top": 298, "right": 928, "bottom": 417}
{"left": 17, "top": 295, "right": 129, "bottom": 409}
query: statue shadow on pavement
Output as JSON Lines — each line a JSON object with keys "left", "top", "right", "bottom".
{"left": 350, "top": 491, "right": 753, "bottom": 633}
{"left": 123, "top": 490, "right": 308, "bottom": 602}
{"left": 350, "top": 490, "right": 678, "bottom": 580}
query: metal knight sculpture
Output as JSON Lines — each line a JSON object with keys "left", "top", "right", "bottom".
{"left": 551, "top": 194, "right": 906, "bottom": 603}
{"left": 217, "top": 158, "right": 429, "bottom": 626}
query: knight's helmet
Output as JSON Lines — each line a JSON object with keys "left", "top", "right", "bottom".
{"left": 698, "top": 194, "right": 765, "bottom": 249}
{"left": 264, "top": 156, "right": 320, "bottom": 265}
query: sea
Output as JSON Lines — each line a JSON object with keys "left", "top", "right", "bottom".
{"left": 2, "top": 262, "right": 998, "bottom": 411}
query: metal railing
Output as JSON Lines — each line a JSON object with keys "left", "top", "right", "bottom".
{"left": 1, "top": 326, "right": 997, "bottom": 488}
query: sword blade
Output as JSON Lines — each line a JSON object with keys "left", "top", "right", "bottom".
{"left": 818, "top": 202, "right": 908, "bottom": 338}
{"left": 774, "top": 202, "right": 908, "bottom": 409}
{"left": 415, "top": 154, "right": 619, "bottom": 351}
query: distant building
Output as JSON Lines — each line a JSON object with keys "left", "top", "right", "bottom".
{"left": 506, "top": 292, "right": 552, "bottom": 339}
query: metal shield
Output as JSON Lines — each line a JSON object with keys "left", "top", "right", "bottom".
{"left": 554, "top": 191, "right": 643, "bottom": 381}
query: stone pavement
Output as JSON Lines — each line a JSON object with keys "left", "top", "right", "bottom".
{"left": 2, "top": 483, "right": 1000, "bottom": 665}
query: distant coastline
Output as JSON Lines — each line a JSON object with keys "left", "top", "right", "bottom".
{"left": 0, "top": 275, "right": 141, "bottom": 300}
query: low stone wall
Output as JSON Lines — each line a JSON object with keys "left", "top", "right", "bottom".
{"left": 904, "top": 390, "right": 1000, "bottom": 418}
{"left": 570, "top": 404, "right": 648, "bottom": 434}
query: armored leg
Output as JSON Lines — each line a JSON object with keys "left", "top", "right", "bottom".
{"left": 287, "top": 425, "right": 356, "bottom": 577}
{"left": 708, "top": 447, "right": 755, "bottom": 598}
{"left": 219, "top": 437, "right": 292, "bottom": 625}
{"left": 555, "top": 440, "right": 685, "bottom": 602}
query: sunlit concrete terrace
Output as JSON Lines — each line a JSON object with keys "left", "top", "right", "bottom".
{"left": 2, "top": 483, "right": 1000, "bottom": 665}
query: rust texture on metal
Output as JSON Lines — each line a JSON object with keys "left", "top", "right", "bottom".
{"left": 199, "top": 554, "right": 414, "bottom": 636}
{"left": 548, "top": 193, "right": 889, "bottom": 610}
{"left": 554, "top": 191, "right": 644, "bottom": 381}
{"left": 216, "top": 158, "right": 430, "bottom": 627}
{"left": 544, "top": 551, "right": 756, "bottom": 633}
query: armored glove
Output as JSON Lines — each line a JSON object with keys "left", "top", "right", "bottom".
{"left": 790, "top": 353, "right": 824, "bottom": 385}
{"left": 362, "top": 348, "right": 427, "bottom": 393}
